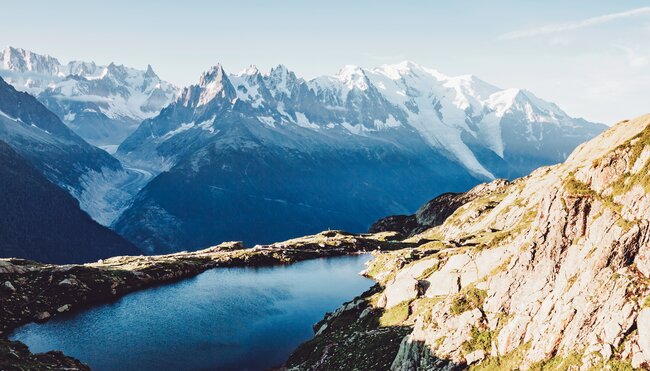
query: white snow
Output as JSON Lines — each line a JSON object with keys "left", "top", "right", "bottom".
{"left": 342, "top": 122, "right": 375, "bottom": 135}
{"left": 373, "top": 115, "right": 402, "bottom": 129}
{"left": 197, "top": 117, "right": 217, "bottom": 133}
{"left": 63, "top": 112, "right": 76, "bottom": 122}
{"left": 294, "top": 112, "right": 319, "bottom": 130}
{"left": 73, "top": 167, "right": 154, "bottom": 226}
{"left": 258, "top": 116, "right": 276, "bottom": 128}
{"left": 0, "top": 109, "right": 20, "bottom": 122}
{"left": 162, "top": 122, "right": 194, "bottom": 140}
{"left": 99, "top": 57, "right": 582, "bottom": 184}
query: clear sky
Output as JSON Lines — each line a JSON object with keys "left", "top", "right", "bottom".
{"left": 1, "top": 0, "right": 649, "bottom": 124}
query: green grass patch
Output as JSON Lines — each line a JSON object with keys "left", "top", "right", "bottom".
{"left": 450, "top": 287, "right": 487, "bottom": 316}
{"left": 462, "top": 326, "right": 494, "bottom": 354}
{"left": 564, "top": 173, "right": 596, "bottom": 197}
{"left": 470, "top": 342, "right": 531, "bottom": 371}
{"left": 411, "top": 297, "right": 444, "bottom": 323}
{"left": 379, "top": 300, "right": 411, "bottom": 327}
{"left": 528, "top": 352, "right": 582, "bottom": 370}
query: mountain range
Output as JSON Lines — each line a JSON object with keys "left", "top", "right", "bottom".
{"left": 0, "top": 47, "right": 607, "bottom": 255}
{"left": 114, "top": 61, "right": 606, "bottom": 253}
{"left": 0, "top": 46, "right": 178, "bottom": 148}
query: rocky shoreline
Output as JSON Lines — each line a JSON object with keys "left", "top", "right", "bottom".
{"left": 0, "top": 230, "right": 410, "bottom": 370}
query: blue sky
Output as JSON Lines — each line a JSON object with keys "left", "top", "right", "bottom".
{"left": 1, "top": 0, "right": 649, "bottom": 124}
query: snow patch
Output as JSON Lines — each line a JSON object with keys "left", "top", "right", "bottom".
{"left": 294, "top": 112, "right": 320, "bottom": 130}
{"left": 258, "top": 116, "right": 276, "bottom": 128}
{"left": 162, "top": 122, "right": 194, "bottom": 140}
{"left": 374, "top": 115, "right": 401, "bottom": 130}
{"left": 197, "top": 117, "right": 217, "bottom": 134}
{"left": 342, "top": 122, "right": 376, "bottom": 136}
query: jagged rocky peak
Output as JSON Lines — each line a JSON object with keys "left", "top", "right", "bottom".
{"left": 264, "top": 64, "right": 300, "bottom": 97}
{"left": 102, "top": 62, "right": 129, "bottom": 84}
{"left": 336, "top": 65, "right": 370, "bottom": 90}
{"left": 268, "top": 63, "right": 292, "bottom": 78}
{"left": 236, "top": 65, "right": 262, "bottom": 87}
{"left": 66, "top": 60, "right": 100, "bottom": 77}
{"left": 239, "top": 64, "right": 260, "bottom": 76}
{"left": 199, "top": 63, "right": 227, "bottom": 86}
{"left": 179, "top": 63, "right": 236, "bottom": 108}
{"left": 144, "top": 64, "right": 157, "bottom": 78}
{"left": 287, "top": 113, "right": 650, "bottom": 370}
{"left": 0, "top": 46, "right": 61, "bottom": 74}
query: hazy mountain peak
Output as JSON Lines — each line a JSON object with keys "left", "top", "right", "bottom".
{"left": 336, "top": 65, "right": 370, "bottom": 90}
{"left": 195, "top": 64, "right": 233, "bottom": 105}
{"left": 237, "top": 65, "right": 260, "bottom": 77}
{"left": 1, "top": 46, "right": 61, "bottom": 75}
{"left": 199, "top": 64, "right": 227, "bottom": 85}
{"left": 486, "top": 88, "right": 566, "bottom": 120}
{"left": 0, "top": 47, "right": 179, "bottom": 146}
{"left": 269, "top": 63, "right": 289, "bottom": 76}
{"left": 374, "top": 60, "right": 445, "bottom": 80}
{"left": 144, "top": 64, "right": 158, "bottom": 78}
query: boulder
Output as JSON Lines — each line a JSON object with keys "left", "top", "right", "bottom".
{"left": 2, "top": 280, "right": 16, "bottom": 293}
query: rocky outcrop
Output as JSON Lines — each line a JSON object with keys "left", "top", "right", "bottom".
{"left": 0, "top": 230, "right": 411, "bottom": 369}
{"left": 369, "top": 180, "right": 511, "bottom": 237}
{"left": 0, "top": 338, "right": 89, "bottom": 370}
{"left": 286, "top": 114, "right": 650, "bottom": 370}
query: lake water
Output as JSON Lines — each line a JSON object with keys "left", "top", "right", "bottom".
{"left": 11, "top": 254, "right": 374, "bottom": 370}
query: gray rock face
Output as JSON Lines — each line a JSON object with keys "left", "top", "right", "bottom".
{"left": 384, "top": 116, "right": 650, "bottom": 369}
{"left": 114, "top": 62, "right": 605, "bottom": 253}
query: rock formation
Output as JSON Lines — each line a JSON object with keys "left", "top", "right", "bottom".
{"left": 287, "top": 114, "right": 650, "bottom": 370}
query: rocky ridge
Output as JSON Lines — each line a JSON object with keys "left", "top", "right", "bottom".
{"left": 369, "top": 179, "right": 512, "bottom": 238}
{"left": 286, "top": 114, "right": 650, "bottom": 370}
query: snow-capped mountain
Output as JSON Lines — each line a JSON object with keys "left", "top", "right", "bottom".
{"left": 0, "top": 47, "right": 178, "bottom": 147}
{"left": 120, "top": 61, "right": 604, "bottom": 179}
{"left": 114, "top": 62, "right": 605, "bottom": 253}
{"left": 0, "top": 77, "right": 147, "bottom": 226}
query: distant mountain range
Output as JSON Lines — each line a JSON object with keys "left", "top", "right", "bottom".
{"left": 0, "top": 46, "right": 608, "bottom": 256}
{"left": 0, "top": 140, "right": 138, "bottom": 263}
{"left": 0, "top": 46, "right": 178, "bottom": 147}
{"left": 114, "top": 62, "right": 606, "bottom": 253}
